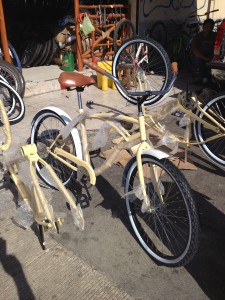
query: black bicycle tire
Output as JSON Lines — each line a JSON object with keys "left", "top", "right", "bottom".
{"left": 0, "top": 41, "right": 22, "bottom": 73}
{"left": 112, "top": 37, "right": 173, "bottom": 106}
{"left": 0, "top": 60, "right": 24, "bottom": 97}
{"left": 194, "top": 92, "right": 225, "bottom": 168}
{"left": 45, "top": 38, "right": 58, "bottom": 66}
{"left": 124, "top": 154, "right": 200, "bottom": 267}
{"left": 149, "top": 21, "right": 167, "bottom": 48}
{"left": 0, "top": 79, "right": 25, "bottom": 124}
{"left": 30, "top": 40, "right": 46, "bottom": 67}
{"left": 31, "top": 41, "right": 47, "bottom": 67}
{"left": 113, "top": 19, "right": 136, "bottom": 53}
{"left": 21, "top": 39, "right": 42, "bottom": 67}
{"left": 39, "top": 39, "right": 52, "bottom": 66}
{"left": 30, "top": 110, "right": 77, "bottom": 188}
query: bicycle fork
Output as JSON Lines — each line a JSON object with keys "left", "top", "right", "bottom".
{"left": 136, "top": 112, "right": 164, "bottom": 212}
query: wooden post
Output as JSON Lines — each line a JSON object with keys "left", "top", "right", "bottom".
{"left": 0, "top": 0, "right": 11, "bottom": 63}
{"left": 74, "top": 0, "right": 83, "bottom": 71}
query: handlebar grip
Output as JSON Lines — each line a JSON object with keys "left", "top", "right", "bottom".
{"left": 82, "top": 58, "right": 106, "bottom": 75}
{"left": 171, "top": 62, "right": 178, "bottom": 74}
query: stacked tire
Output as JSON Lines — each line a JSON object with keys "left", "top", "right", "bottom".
{"left": 21, "top": 38, "right": 57, "bottom": 68}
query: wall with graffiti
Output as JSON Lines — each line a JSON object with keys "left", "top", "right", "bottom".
{"left": 137, "top": 0, "right": 225, "bottom": 47}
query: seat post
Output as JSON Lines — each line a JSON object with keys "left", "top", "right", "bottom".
{"left": 76, "top": 87, "right": 84, "bottom": 110}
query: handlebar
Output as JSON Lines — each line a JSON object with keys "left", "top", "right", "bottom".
{"left": 82, "top": 58, "right": 177, "bottom": 98}
{"left": 204, "top": 9, "right": 219, "bottom": 16}
{"left": 189, "top": 8, "right": 219, "bottom": 18}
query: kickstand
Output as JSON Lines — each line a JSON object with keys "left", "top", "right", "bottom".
{"left": 38, "top": 225, "right": 46, "bottom": 250}
{"left": 81, "top": 175, "right": 92, "bottom": 201}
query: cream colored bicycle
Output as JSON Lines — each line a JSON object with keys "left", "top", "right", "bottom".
{"left": 30, "top": 52, "right": 200, "bottom": 267}
{"left": 144, "top": 90, "right": 225, "bottom": 169}
{"left": 0, "top": 96, "right": 84, "bottom": 250}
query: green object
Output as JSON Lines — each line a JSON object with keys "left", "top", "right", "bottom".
{"left": 61, "top": 50, "right": 74, "bottom": 71}
{"left": 81, "top": 14, "right": 95, "bottom": 36}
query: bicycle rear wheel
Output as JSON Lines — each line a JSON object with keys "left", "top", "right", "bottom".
{"left": 30, "top": 110, "right": 77, "bottom": 188}
{"left": 112, "top": 37, "right": 172, "bottom": 106}
{"left": 194, "top": 93, "right": 225, "bottom": 168}
{"left": 124, "top": 155, "right": 200, "bottom": 267}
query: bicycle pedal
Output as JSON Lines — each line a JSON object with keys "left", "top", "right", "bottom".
{"left": 89, "top": 149, "right": 101, "bottom": 158}
{"left": 77, "top": 167, "right": 91, "bottom": 184}
{"left": 55, "top": 217, "right": 63, "bottom": 227}
{"left": 120, "top": 120, "right": 133, "bottom": 130}
{"left": 81, "top": 174, "right": 88, "bottom": 182}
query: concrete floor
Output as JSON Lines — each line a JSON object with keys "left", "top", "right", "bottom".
{"left": 1, "top": 64, "right": 225, "bottom": 299}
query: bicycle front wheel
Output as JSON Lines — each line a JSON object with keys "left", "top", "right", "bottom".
{"left": 124, "top": 155, "right": 200, "bottom": 267}
{"left": 194, "top": 93, "right": 225, "bottom": 168}
{"left": 30, "top": 110, "right": 77, "bottom": 188}
{"left": 112, "top": 37, "right": 172, "bottom": 106}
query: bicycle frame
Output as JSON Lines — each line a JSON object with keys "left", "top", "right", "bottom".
{"left": 177, "top": 95, "right": 225, "bottom": 145}
{"left": 47, "top": 107, "right": 166, "bottom": 208}
{"left": 40, "top": 72, "right": 176, "bottom": 213}
{"left": 145, "top": 92, "right": 225, "bottom": 152}
{"left": 0, "top": 97, "right": 84, "bottom": 248}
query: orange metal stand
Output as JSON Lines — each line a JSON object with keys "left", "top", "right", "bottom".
{"left": 0, "top": 0, "right": 11, "bottom": 63}
{"left": 74, "top": 0, "right": 130, "bottom": 71}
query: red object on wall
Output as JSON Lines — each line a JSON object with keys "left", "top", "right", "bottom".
{"left": 213, "top": 20, "right": 225, "bottom": 61}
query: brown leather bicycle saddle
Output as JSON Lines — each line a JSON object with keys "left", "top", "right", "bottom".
{"left": 59, "top": 72, "right": 95, "bottom": 88}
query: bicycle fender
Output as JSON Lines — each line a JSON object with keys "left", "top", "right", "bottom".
{"left": 31, "top": 106, "right": 83, "bottom": 159}
{"left": 142, "top": 149, "right": 169, "bottom": 159}
{"left": 121, "top": 149, "right": 169, "bottom": 187}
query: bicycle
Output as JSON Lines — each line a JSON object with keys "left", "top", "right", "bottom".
{"left": 30, "top": 51, "right": 200, "bottom": 266}
{"left": 144, "top": 89, "right": 225, "bottom": 170}
{"left": 0, "top": 95, "right": 84, "bottom": 250}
